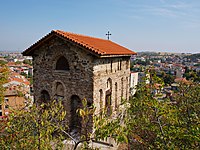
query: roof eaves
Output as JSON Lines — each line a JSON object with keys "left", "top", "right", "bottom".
{"left": 99, "top": 54, "right": 134, "bottom": 58}
{"left": 22, "top": 31, "right": 55, "bottom": 56}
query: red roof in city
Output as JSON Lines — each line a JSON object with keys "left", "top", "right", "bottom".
{"left": 9, "top": 77, "right": 30, "bottom": 85}
{"left": 8, "top": 73, "right": 30, "bottom": 85}
{"left": 7, "top": 62, "right": 17, "bottom": 66}
{"left": 23, "top": 30, "right": 136, "bottom": 57}
{"left": 174, "top": 78, "right": 191, "bottom": 84}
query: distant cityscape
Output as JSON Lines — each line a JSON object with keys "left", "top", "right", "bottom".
{"left": 130, "top": 51, "right": 200, "bottom": 101}
{"left": 0, "top": 51, "right": 33, "bottom": 116}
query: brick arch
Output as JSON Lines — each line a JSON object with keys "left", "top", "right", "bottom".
{"left": 106, "top": 78, "right": 112, "bottom": 91}
{"left": 56, "top": 82, "right": 64, "bottom": 99}
{"left": 52, "top": 80, "right": 66, "bottom": 100}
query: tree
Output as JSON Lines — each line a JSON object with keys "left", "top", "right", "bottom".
{"left": 0, "top": 63, "right": 9, "bottom": 103}
{"left": 0, "top": 60, "right": 7, "bottom": 66}
{"left": 127, "top": 80, "right": 200, "bottom": 149}
{"left": 0, "top": 69, "right": 199, "bottom": 149}
{"left": 73, "top": 98, "right": 129, "bottom": 149}
{"left": 163, "top": 74, "right": 175, "bottom": 85}
{"left": 15, "top": 61, "right": 22, "bottom": 65}
{"left": 20, "top": 72, "right": 28, "bottom": 77}
{"left": 75, "top": 73, "right": 199, "bottom": 149}
{"left": 184, "top": 66, "right": 190, "bottom": 74}
{"left": 173, "top": 83, "right": 200, "bottom": 148}
{"left": 0, "top": 101, "right": 67, "bottom": 149}
{"left": 183, "top": 70, "right": 200, "bottom": 82}
{"left": 23, "top": 59, "right": 32, "bottom": 66}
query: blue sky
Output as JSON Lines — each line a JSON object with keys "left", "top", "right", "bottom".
{"left": 0, "top": 0, "right": 200, "bottom": 53}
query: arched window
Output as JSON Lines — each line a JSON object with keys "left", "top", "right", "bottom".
{"left": 105, "top": 91, "right": 112, "bottom": 116}
{"left": 107, "top": 78, "right": 112, "bottom": 90}
{"left": 40, "top": 90, "right": 50, "bottom": 103}
{"left": 126, "top": 77, "right": 129, "bottom": 100}
{"left": 99, "top": 89, "right": 103, "bottom": 112}
{"left": 120, "top": 60, "right": 122, "bottom": 70}
{"left": 56, "top": 56, "right": 69, "bottom": 71}
{"left": 55, "top": 82, "right": 64, "bottom": 100}
{"left": 117, "top": 60, "right": 120, "bottom": 70}
{"left": 105, "top": 78, "right": 112, "bottom": 116}
{"left": 115, "top": 82, "right": 118, "bottom": 110}
{"left": 70, "top": 95, "right": 82, "bottom": 132}
{"left": 121, "top": 78, "right": 124, "bottom": 98}
{"left": 126, "top": 60, "right": 129, "bottom": 69}
{"left": 111, "top": 60, "right": 113, "bottom": 73}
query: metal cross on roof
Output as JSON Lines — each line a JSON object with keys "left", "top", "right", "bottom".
{"left": 106, "top": 31, "right": 111, "bottom": 40}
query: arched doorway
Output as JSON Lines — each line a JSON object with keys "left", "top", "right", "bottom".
{"left": 105, "top": 78, "right": 112, "bottom": 116}
{"left": 70, "top": 95, "right": 82, "bottom": 133}
{"left": 40, "top": 90, "right": 50, "bottom": 103}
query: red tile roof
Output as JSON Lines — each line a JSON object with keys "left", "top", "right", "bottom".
{"left": 7, "top": 62, "right": 17, "bottom": 66}
{"left": 174, "top": 78, "right": 190, "bottom": 84}
{"left": 23, "top": 30, "right": 136, "bottom": 57}
{"left": 9, "top": 77, "right": 30, "bottom": 85}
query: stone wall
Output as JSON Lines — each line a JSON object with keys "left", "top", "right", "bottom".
{"left": 32, "top": 36, "right": 131, "bottom": 129}
{"left": 32, "top": 37, "right": 94, "bottom": 125}
{"left": 93, "top": 57, "right": 130, "bottom": 114}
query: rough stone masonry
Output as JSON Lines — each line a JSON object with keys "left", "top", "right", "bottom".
{"left": 23, "top": 30, "right": 136, "bottom": 133}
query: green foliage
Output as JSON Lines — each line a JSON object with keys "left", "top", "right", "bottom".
{"left": 172, "top": 83, "right": 200, "bottom": 148}
{"left": 0, "top": 64, "right": 9, "bottom": 103}
{"left": 183, "top": 70, "right": 200, "bottom": 82}
{"left": 76, "top": 99, "right": 130, "bottom": 149}
{"left": 157, "top": 71, "right": 175, "bottom": 85}
{"left": 29, "top": 76, "right": 33, "bottom": 85}
{"left": 15, "top": 61, "right": 22, "bottom": 65}
{"left": 0, "top": 60, "right": 7, "bottom": 66}
{"left": 77, "top": 98, "right": 94, "bottom": 141}
{"left": 150, "top": 70, "right": 164, "bottom": 86}
{"left": 77, "top": 73, "right": 198, "bottom": 149}
{"left": 163, "top": 74, "right": 175, "bottom": 85}
{"left": 94, "top": 103, "right": 130, "bottom": 144}
{"left": 128, "top": 79, "right": 200, "bottom": 149}
{"left": 184, "top": 66, "right": 190, "bottom": 74}
{"left": 194, "top": 63, "right": 200, "bottom": 67}
{"left": 20, "top": 72, "right": 28, "bottom": 77}
{"left": 17, "top": 90, "right": 24, "bottom": 97}
{"left": 0, "top": 67, "right": 199, "bottom": 149}
{"left": 23, "top": 59, "right": 32, "bottom": 66}
{"left": 0, "top": 100, "right": 67, "bottom": 149}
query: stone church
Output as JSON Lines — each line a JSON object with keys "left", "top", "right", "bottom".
{"left": 23, "top": 30, "right": 136, "bottom": 132}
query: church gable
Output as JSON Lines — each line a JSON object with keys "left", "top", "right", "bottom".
{"left": 32, "top": 36, "right": 94, "bottom": 74}
{"left": 23, "top": 30, "right": 136, "bottom": 57}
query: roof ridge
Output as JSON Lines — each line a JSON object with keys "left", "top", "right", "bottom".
{"left": 53, "top": 30, "right": 106, "bottom": 54}
{"left": 23, "top": 30, "right": 136, "bottom": 56}
{"left": 55, "top": 31, "right": 134, "bottom": 54}
{"left": 54, "top": 30, "right": 110, "bottom": 42}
